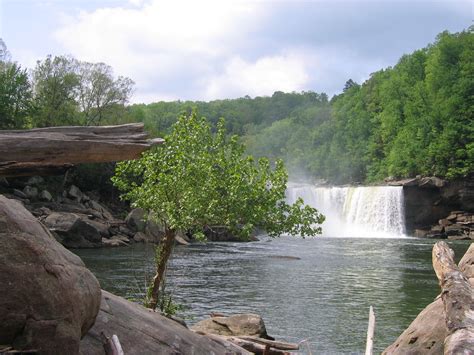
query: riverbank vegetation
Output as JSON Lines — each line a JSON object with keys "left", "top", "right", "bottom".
{"left": 1, "top": 28, "right": 472, "bottom": 186}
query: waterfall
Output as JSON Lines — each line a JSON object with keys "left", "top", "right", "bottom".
{"left": 286, "top": 184, "right": 406, "bottom": 238}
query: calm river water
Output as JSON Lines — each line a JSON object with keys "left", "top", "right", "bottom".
{"left": 74, "top": 237, "right": 471, "bottom": 354}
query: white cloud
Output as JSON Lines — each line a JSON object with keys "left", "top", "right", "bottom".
{"left": 204, "top": 53, "right": 311, "bottom": 99}
{"left": 54, "top": 0, "right": 266, "bottom": 102}
{"left": 51, "top": 0, "right": 470, "bottom": 102}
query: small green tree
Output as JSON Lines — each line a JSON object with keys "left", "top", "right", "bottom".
{"left": 112, "top": 112, "right": 325, "bottom": 310}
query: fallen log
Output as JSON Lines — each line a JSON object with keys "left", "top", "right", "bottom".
{"left": 0, "top": 123, "right": 163, "bottom": 177}
{"left": 432, "top": 241, "right": 474, "bottom": 354}
{"left": 383, "top": 243, "right": 473, "bottom": 354}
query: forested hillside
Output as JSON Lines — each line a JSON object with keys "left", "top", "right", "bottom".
{"left": 1, "top": 28, "right": 472, "bottom": 184}
{"left": 131, "top": 28, "right": 473, "bottom": 184}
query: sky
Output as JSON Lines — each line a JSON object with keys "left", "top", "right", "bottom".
{"left": 0, "top": 0, "right": 472, "bottom": 103}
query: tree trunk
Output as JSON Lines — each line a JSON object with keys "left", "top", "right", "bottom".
{"left": 0, "top": 123, "right": 163, "bottom": 177}
{"left": 149, "top": 228, "right": 175, "bottom": 310}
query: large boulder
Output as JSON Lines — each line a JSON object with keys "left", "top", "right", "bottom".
{"left": 0, "top": 195, "right": 101, "bottom": 354}
{"left": 44, "top": 212, "right": 102, "bottom": 248}
{"left": 191, "top": 313, "right": 272, "bottom": 339}
{"left": 80, "top": 290, "right": 249, "bottom": 354}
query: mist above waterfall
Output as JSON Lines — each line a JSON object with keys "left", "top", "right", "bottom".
{"left": 287, "top": 184, "right": 406, "bottom": 238}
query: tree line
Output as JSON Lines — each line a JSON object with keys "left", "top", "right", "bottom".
{"left": 130, "top": 28, "right": 472, "bottom": 183}
{"left": 0, "top": 39, "right": 134, "bottom": 129}
{"left": 1, "top": 27, "right": 472, "bottom": 184}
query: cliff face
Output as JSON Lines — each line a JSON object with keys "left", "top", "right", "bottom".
{"left": 396, "top": 175, "right": 474, "bottom": 234}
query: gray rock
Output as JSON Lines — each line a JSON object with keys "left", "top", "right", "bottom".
{"left": 26, "top": 176, "right": 44, "bottom": 186}
{"left": 125, "top": 208, "right": 146, "bottom": 232}
{"left": 43, "top": 212, "right": 102, "bottom": 248}
{"left": 23, "top": 186, "right": 38, "bottom": 199}
{"left": 80, "top": 290, "right": 247, "bottom": 355}
{"left": 13, "top": 189, "right": 27, "bottom": 199}
{"left": 0, "top": 195, "right": 101, "bottom": 354}
{"left": 119, "top": 225, "right": 135, "bottom": 237}
{"left": 38, "top": 190, "right": 53, "bottom": 202}
{"left": 86, "top": 219, "right": 111, "bottom": 238}
{"left": 0, "top": 177, "right": 9, "bottom": 187}
{"left": 87, "top": 200, "right": 114, "bottom": 220}
{"left": 191, "top": 313, "right": 271, "bottom": 339}
{"left": 68, "top": 185, "right": 83, "bottom": 202}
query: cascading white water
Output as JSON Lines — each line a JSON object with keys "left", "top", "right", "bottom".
{"left": 286, "top": 184, "right": 406, "bottom": 238}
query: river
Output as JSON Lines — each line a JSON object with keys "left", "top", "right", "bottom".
{"left": 74, "top": 184, "right": 471, "bottom": 353}
{"left": 73, "top": 237, "right": 471, "bottom": 354}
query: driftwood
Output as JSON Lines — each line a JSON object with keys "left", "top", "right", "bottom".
{"left": 196, "top": 331, "right": 299, "bottom": 355}
{"left": 432, "top": 241, "right": 474, "bottom": 354}
{"left": 0, "top": 123, "right": 163, "bottom": 177}
{"left": 101, "top": 332, "right": 124, "bottom": 355}
{"left": 365, "top": 306, "right": 375, "bottom": 355}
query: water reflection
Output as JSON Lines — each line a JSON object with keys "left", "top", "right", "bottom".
{"left": 73, "top": 237, "right": 471, "bottom": 354}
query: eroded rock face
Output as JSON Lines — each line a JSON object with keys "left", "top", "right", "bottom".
{"left": 402, "top": 175, "right": 474, "bottom": 234}
{"left": 191, "top": 313, "right": 271, "bottom": 339}
{"left": 80, "top": 290, "right": 247, "bottom": 355}
{"left": 0, "top": 195, "right": 101, "bottom": 354}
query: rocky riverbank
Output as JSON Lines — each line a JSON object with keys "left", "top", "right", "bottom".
{"left": 0, "top": 176, "right": 193, "bottom": 248}
{"left": 414, "top": 210, "right": 474, "bottom": 240}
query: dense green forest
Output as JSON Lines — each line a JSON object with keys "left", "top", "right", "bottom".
{"left": 1, "top": 28, "right": 472, "bottom": 184}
